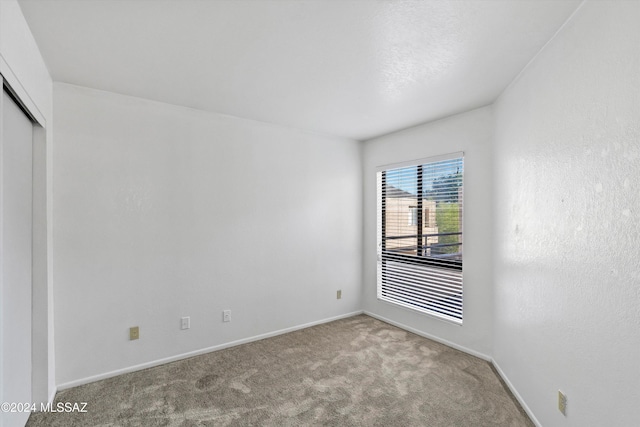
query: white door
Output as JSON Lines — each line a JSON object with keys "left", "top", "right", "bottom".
{"left": 1, "top": 86, "right": 34, "bottom": 427}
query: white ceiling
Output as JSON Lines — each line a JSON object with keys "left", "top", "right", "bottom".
{"left": 19, "top": 0, "right": 581, "bottom": 141}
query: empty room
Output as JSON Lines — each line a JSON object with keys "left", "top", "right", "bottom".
{"left": 0, "top": 0, "right": 638, "bottom": 426}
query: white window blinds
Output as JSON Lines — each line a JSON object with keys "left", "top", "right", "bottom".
{"left": 376, "top": 154, "right": 464, "bottom": 323}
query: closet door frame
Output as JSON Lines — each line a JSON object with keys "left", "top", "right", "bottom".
{"left": 0, "top": 73, "right": 50, "bottom": 425}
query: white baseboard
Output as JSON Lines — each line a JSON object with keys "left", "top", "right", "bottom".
{"left": 363, "top": 311, "right": 539, "bottom": 425}
{"left": 48, "top": 387, "right": 57, "bottom": 405}
{"left": 363, "top": 311, "right": 491, "bottom": 361}
{"left": 491, "top": 360, "right": 541, "bottom": 427}
{"left": 57, "top": 310, "right": 364, "bottom": 391}
{"left": 54, "top": 310, "right": 539, "bottom": 426}
{"left": 28, "top": 386, "right": 58, "bottom": 414}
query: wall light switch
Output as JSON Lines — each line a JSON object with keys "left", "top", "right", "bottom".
{"left": 337, "top": 290, "right": 342, "bottom": 299}
{"left": 223, "top": 310, "right": 231, "bottom": 322}
{"left": 181, "top": 316, "right": 190, "bottom": 330}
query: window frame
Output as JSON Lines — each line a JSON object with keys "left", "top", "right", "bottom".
{"left": 376, "top": 152, "right": 464, "bottom": 323}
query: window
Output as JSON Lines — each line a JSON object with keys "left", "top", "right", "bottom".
{"left": 408, "top": 207, "right": 418, "bottom": 226}
{"left": 376, "top": 153, "right": 464, "bottom": 323}
{"left": 409, "top": 207, "right": 432, "bottom": 227}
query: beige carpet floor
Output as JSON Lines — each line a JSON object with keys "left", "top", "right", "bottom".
{"left": 27, "top": 315, "right": 533, "bottom": 426}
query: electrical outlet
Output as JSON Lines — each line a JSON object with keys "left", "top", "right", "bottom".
{"left": 223, "top": 310, "right": 231, "bottom": 322}
{"left": 181, "top": 316, "right": 190, "bottom": 330}
{"left": 558, "top": 390, "right": 567, "bottom": 415}
{"left": 129, "top": 326, "right": 139, "bottom": 340}
{"left": 337, "top": 290, "right": 342, "bottom": 299}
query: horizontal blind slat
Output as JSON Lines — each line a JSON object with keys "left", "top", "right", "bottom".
{"left": 381, "top": 266, "right": 462, "bottom": 289}
{"left": 380, "top": 287, "right": 463, "bottom": 313}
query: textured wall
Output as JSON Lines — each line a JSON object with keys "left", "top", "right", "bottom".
{"left": 362, "top": 106, "right": 494, "bottom": 358}
{"left": 53, "top": 83, "right": 362, "bottom": 386}
{"left": 493, "top": 1, "right": 640, "bottom": 425}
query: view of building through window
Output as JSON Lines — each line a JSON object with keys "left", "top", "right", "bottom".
{"left": 383, "top": 163, "right": 463, "bottom": 263}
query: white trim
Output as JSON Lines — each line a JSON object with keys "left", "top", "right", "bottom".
{"left": 29, "top": 386, "right": 58, "bottom": 413}
{"left": 53, "top": 310, "right": 540, "bottom": 425}
{"left": 0, "top": 55, "right": 46, "bottom": 127}
{"left": 492, "top": 360, "right": 542, "bottom": 427}
{"left": 57, "top": 310, "right": 364, "bottom": 390}
{"left": 48, "top": 387, "right": 57, "bottom": 405}
{"left": 363, "top": 312, "right": 538, "bottom": 423}
{"left": 0, "top": 73, "right": 4, "bottom": 415}
{"left": 363, "top": 311, "right": 490, "bottom": 361}
{"left": 376, "top": 151, "right": 464, "bottom": 172}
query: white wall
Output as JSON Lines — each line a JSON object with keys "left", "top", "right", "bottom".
{"left": 53, "top": 83, "right": 362, "bottom": 386}
{"left": 0, "top": 0, "right": 55, "bottom": 407}
{"left": 361, "top": 106, "right": 494, "bottom": 358}
{"left": 493, "top": 1, "right": 640, "bottom": 426}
